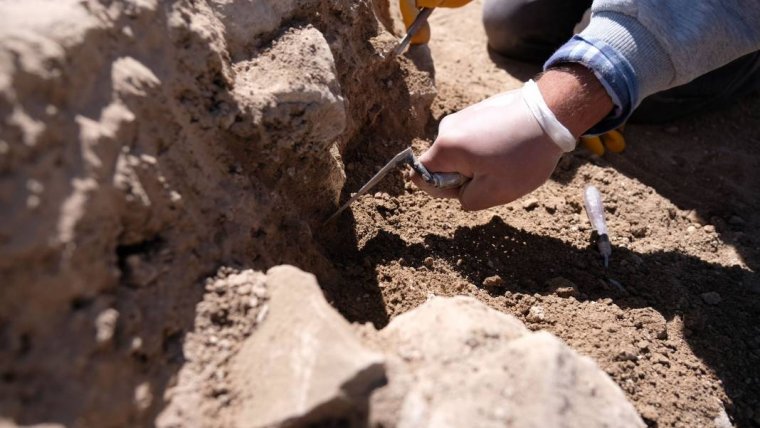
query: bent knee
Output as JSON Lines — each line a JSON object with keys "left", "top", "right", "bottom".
{"left": 482, "top": 0, "right": 530, "bottom": 56}
{"left": 482, "top": 0, "right": 581, "bottom": 62}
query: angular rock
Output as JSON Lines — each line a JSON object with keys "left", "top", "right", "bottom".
{"left": 521, "top": 197, "right": 539, "bottom": 211}
{"left": 482, "top": 275, "right": 504, "bottom": 288}
{"left": 546, "top": 276, "right": 579, "bottom": 298}
{"left": 232, "top": 25, "right": 346, "bottom": 145}
{"left": 370, "top": 296, "right": 645, "bottom": 428}
{"left": 231, "top": 265, "right": 385, "bottom": 427}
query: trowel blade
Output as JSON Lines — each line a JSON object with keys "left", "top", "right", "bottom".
{"left": 390, "top": 7, "right": 434, "bottom": 58}
{"left": 324, "top": 148, "right": 414, "bottom": 223}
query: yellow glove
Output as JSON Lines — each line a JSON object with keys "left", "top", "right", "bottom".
{"left": 580, "top": 128, "right": 626, "bottom": 156}
{"left": 399, "top": 0, "right": 472, "bottom": 45}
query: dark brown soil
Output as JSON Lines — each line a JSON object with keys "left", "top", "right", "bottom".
{"left": 318, "top": 2, "right": 760, "bottom": 427}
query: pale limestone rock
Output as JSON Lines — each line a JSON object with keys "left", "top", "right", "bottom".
{"left": 209, "top": 0, "right": 319, "bottom": 57}
{"left": 231, "top": 25, "right": 346, "bottom": 145}
{"left": 231, "top": 265, "right": 385, "bottom": 427}
{"left": 370, "top": 296, "right": 645, "bottom": 428}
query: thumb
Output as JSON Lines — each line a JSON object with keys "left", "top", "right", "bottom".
{"left": 417, "top": 138, "right": 470, "bottom": 177}
{"left": 411, "top": 144, "right": 468, "bottom": 199}
{"left": 456, "top": 175, "right": 490, "bottom": 211}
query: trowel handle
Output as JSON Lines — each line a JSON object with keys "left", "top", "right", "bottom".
{"left": 410, "top": 156, "right": 470, "bottom": 189}
{"left": 428, "top": 172, "right": 469, "bottom": 189}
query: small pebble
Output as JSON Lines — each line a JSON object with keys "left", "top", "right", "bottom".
{"left": 526, "top": 305, "right": 545, "bottom": 322}
{"left": 616, "top": 348, "right": 638, "bottom": 362}
{"left": 95, "top": 308, "right": 120, "bottom": 345}
{"left": 703, "top": 225, "right": 715, "bottom": 233}
{"left": 640, "top": 404, "right": 659, "bottom": 422}
{"left": 545, "top": 277, "right": 578, "bottom": 298}
{"left": 423, "top": 257, "right": 434, "bottom": 268}
{"left": 134, "top": 382, "right": 153, "bottom": 412}
{"left": 130, "top": 337, "right": 143, "bottom": 353}
{"left": 483, "top": 275, "right": 504, "bottom": 288}
{"left": 653, "top": 353, "right": 670, "bottom": 366}
{"left": 701, "top": 291, "right": 722, "bottom": 305}
{"left": 630, "top": 225, "right": 648, "bottom": 238}
{"left": 686, "top": 210, "right": 705, "bottom": 225}
{"left": 521, "top": 197, "right": 539, "bottom": 211}
{"left": 687, "top": 225, "right": 696, "bottom": 234}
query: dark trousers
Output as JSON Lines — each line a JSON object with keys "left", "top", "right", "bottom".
{"left": 482, "top": 0, "right": 760, "bottom": 123}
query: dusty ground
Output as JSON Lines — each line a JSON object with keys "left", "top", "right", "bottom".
{"left": 320, "top": 2, "right": 760, "bottom": 427}
{"left": 1, "top": 0, "right": 758, "bottom": 426}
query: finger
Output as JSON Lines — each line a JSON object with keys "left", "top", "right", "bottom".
{"left": 457, "top": 175, "right": 505, "bottom": 211}
{"left": 410, "top": 171, "right": 460, "bottom": 199}
{"left": 417, "top": 138, "right": 468, "bottom": 176}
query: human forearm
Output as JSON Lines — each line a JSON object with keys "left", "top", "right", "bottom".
{"left": 536, "top": 64, "right": 613, "bottom": 138}
{"left": 544, "top": 0, "right": 760, "bottom": 133}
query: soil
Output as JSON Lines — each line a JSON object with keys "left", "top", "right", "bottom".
{"left": 1, "top": 0, "right": 759, "bottom": 427}
{"left": 319, "top": 2, "right": 760, "bottom": 427}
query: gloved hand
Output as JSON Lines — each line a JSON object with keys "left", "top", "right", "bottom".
{"left": 399, "top": 0, "right": 473, "bottom": 45}
{"left": 411, "top": 80, "right": 576, "bottom": 211}
{"left": 580, "top": 129, "right": 626, "bottom": 155}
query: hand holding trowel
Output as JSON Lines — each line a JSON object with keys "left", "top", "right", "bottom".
{"left": 325, "top": 9, "right": 469, "bottom": 223}
{"left": 325, "top": 147, "right": 469, "bottom": 223}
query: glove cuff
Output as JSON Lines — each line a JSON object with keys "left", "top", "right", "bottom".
{"left": 521, "top": 80, "right": 576, "bottom": 152}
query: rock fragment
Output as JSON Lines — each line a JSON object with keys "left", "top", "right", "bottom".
{"left": 521, "top": 197, "right": 539, "bottom": 211}
{"left": 546, "top": 277, "right": 579, "bottom": 298}
{"left": 482, "top": 275, "right": 504, "bottom": 288}
{"left": 95, "top": 308, "right": 119, "bottom": 346}
{"left": 231, "top": 266, "right": 386, "bottom": 427}
{"left": 370, "top": 296, "right": 645, "bottom": 428}
{"left": 526, "top": 304, "right": 546, "bottom": 323}
{"left": 631, "top": 225, "right": 648, "bottom": 238}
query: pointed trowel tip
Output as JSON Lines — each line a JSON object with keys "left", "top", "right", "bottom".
{"left": 323, "top": 206, "right": 346, "bottom": 225}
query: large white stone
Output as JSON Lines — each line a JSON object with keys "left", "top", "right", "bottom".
{"left": 231, "top": 265, "right": 385, "bottom": 427}
{"left": 370, "top": 296, "right": 645, "bottom": 428}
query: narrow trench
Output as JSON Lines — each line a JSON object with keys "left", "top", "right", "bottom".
{"left": 313, "top": 139, "right": 414, "bottom": 329}
{"left": 306, "top": 51, "right": 440, "bottom": 328}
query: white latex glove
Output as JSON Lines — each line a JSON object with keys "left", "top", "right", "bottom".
{"left": 412, "top": 80, "right": 575, "bottom": 211}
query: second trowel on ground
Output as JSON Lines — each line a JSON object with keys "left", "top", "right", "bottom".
{"left": 325, "top": 147, "right": 468, "bottom": 223}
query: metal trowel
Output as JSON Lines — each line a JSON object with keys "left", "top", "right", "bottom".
{"left": 324, "top": 147, "right": 468, "bottom": 223}
{"left": 389, "top": 7, "right": 435, "bottom": 58}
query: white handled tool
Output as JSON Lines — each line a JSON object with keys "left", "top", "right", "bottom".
{"left": 583, "top": 185, "right": 612, "bottom": 267}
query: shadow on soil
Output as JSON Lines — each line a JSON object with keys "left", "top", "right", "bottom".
{"left": 321, "top": 94, "right": 760, "bottom": 425}
{"left": 552, "top": 93, "right": 760, "bottom": 272}
{"left": 356, "top": 216, "right": 759, "bottom": 426}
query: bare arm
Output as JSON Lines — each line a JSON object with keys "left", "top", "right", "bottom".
{"left": 537, "top": 64, "right": 614, "bottom": 138}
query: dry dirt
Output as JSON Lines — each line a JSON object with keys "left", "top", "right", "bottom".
{"left": 1, "top": 0, "right": 759, "bottom": 427}
{"left": 320, "top": 2, "right": 760, "bottom": 428}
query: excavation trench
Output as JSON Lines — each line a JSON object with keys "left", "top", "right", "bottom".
{"left": 0, "top": 0, "right": 435, "bottom": 425}
{"left": 2, "top": 0, "right": 759, "bottom": 427}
